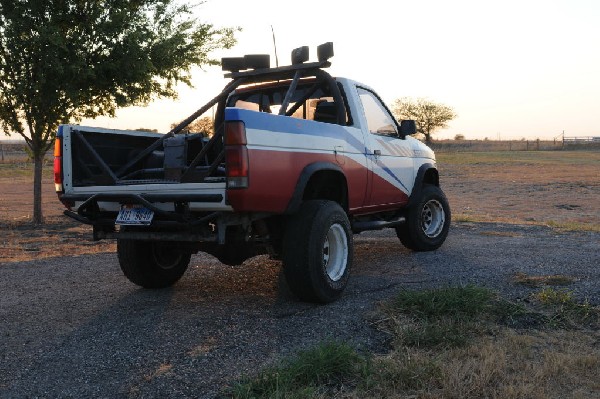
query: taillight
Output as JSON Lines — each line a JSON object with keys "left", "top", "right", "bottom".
{"left": 225, "top": 121, "right": 249, "bottom": 188}
{"left": 224, "top": 121, "right": 247, "bottom": 145}
{"left": 53, "top": 134, "right": 63, "bottom": 192}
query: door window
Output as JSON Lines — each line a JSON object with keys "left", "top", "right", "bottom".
{"left": 357, "top": 88, "right": 398, "bottom": 136}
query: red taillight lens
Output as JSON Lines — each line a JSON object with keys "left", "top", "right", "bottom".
{"left": 225, "top": 146, "right": 248, "bottom": 177}
{"left": 53, "top": 157, "right": 62, "bottom": 185}
{"left": 224, "top": 121, "right": 248, "bottom": 188}
{"left": 224, "top": 121, "right": 247, "bottom": 145}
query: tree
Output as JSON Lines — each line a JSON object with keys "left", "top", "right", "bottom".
{"left": 392, "top": 97, "right": 456, "bottom": 143}
{"left": 0, "top": 1, "right": 236, "bottom": 224}
{"left": 170, "top": 116, "right": 214, "bottom": 137}
{"left": 454, "top": 133, "right": 465, "bottom": 141}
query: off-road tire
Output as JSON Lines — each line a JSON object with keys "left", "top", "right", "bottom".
{"left": 282, "top": 200, "right": 353, "bottom": 303}
{"left": 396, "top": 184, "right": 451, "bottom": 251}
{"left": 117, "top": 240, "right": 191, "bottom": 288}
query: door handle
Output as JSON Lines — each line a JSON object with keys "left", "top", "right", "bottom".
{"left": 373, "top": 149, "right": 381, "bottom": 156}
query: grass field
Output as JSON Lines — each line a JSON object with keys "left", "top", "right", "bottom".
{"left": 0, "top": 150, "right": 598, "bottom": 262}
{"left": 438, "top": 151, "right": 600, "bottom": 231}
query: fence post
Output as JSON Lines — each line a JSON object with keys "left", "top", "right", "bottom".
{"left": 1, "top": 143, "right": 4, "bottom": 162}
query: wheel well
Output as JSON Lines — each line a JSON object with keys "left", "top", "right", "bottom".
{"left": 302, "top": 170, "right": 348, "bottom": 211}
{"left": 422, "top": 168, "right": 439, "bottom": 187}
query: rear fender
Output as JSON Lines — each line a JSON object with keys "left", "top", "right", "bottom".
{"left": 285, "top": 162, "right": 347, "bottom": 214}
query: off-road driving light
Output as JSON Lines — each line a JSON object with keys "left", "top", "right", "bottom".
{"left": 291, "top": 46, "right": 309, "bottom": 64}
{"left": 244, "top": 54, "right": 270, "bottom": 70}
{"left": 221, "top": 57, "right": 246, "bottom": 72}
{"left": 317, "top": 42, "right": 334, "bottom": 62}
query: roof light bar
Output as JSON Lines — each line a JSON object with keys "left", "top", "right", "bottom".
{"left": 221, "top": 57, "right": 246, "bottom": 72}
{"left": 291, "top": 46, "right": 309, "bottom": 64}
{"left": 244, "top": 54, "right": 270, "bottom": 69}
{"left": 317, "top": 42, "right": 334, "bottom": 62}
{"left": 221, "top": 42, "right": 335, "bottom": 78}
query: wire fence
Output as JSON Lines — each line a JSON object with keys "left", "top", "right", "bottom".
{"left": 0, "top": 142, "right": 29, "bottom": 163}
{"left": 429, "top": 139, "right": 600, "bottom": 153}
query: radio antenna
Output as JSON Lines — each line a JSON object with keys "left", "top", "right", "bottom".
{"left": 271, "top": 25, "right": 279, "bottom": 67}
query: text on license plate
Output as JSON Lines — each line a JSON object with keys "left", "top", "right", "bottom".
{"left": 116, "top": 206, "right": 154, "bottom": 225}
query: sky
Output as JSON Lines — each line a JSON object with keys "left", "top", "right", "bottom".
{"left": 10, "top": 0, "right": 600, "bottom": 141}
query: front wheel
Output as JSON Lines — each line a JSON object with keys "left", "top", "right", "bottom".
{"left": 396, "top": 184, "right": 451, "bottom": 251}
{"left": 117, "top": 240, "right": 191, "bottom": 288}
{"left": 282, "top": 200, "right": 353, "bottom": 303}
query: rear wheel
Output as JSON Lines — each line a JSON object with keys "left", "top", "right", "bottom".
{"left": 117, "top": 240, "right": 191, "bottom": 288}
{"left": 282, "top": 200, "right": 353, "bottom": 303}
{"left": 396, "top": 184, "right": 451, "bottom": 251}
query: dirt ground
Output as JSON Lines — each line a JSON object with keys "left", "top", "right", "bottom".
{"left": 1, "top": 150, "right": 599, "bottom": 263}
{"left": 437, "top": 151, "right": 600, "bottom": 228}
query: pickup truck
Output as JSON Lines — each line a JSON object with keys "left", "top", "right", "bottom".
{"left": 53, "top": 42, "right": 450, "bottom": 303}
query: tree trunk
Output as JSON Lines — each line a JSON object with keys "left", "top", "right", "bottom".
{"left": 32, "top": 151, "right": 45, "bottom": 224}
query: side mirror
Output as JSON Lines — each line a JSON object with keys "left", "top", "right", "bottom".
{"left": 399, "top": 120, "right": 416, "bottom": 138}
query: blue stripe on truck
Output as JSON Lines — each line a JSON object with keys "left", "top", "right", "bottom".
{"left": 225, "top": 107, "right": 366, "bottom": 155}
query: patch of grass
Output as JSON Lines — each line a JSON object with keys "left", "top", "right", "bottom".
{"left": 513, "top": 272, "right": 575, "bottom": 287}
{"left": 389, "top": 286, "right": 495, "bottom": 321}
{"left": 532, "top": 288, "right": 599, "bottom": 329}
{"left": 227, "top": 287, "right": 600, "bottom": 399}
{"left": 544, "top": 220, "right": 600, "bottom": 232}
{"left": 451, "top": 213, "right": 485, "bottom": 223}
{"left": 0, "top": 161, "right": 53, "bottom": 178}
{"left": 366, "top": 350, "right": 441, "bottom": 392}
{"left": 534, "top": 287, "right": 575, "bottom": 305}
{"left": 230, "top": 341, "right": 364, "bottom": 398}
{"left": 384, "top": 286, "right": 525, "bottom": 349}
{"left": 396, "top": 318, "right": 472, "bottom": 348}
{"left": 437, "top": 150, "right": 600, "bottom": 167}
{"left": 453, "top": 214, "right": 600, "bottom": 233}
{"left": 479, "top": 230, "right": 522, "bottom": 237}
{"left": 388, "top": 285, "right": 523, "bottom": 324}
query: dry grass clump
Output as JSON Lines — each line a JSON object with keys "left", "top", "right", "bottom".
{"left": 0, "top": 218, "right": 115, "bottom": 263}
{"left": 513, "top": 272, "right": 575, "bottom": 287}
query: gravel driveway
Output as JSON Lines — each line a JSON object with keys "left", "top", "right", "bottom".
{"left": 1, "top": 222, "right": 598, "bottom": 398}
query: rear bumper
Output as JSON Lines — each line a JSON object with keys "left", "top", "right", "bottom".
{"left": 61, "top": 192, "right": 224, "bottom": 228}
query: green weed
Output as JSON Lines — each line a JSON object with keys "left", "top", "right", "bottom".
{"left": 230, "top": 341, "right": 363, "bottom": 398}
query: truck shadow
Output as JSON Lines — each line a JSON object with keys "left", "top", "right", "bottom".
{"left": 2, "top": 230, "right": 467, "bottom": 397}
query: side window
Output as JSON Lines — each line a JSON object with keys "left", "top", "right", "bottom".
{"left": 357, "top": 88, "right": 398, "bottom": 136}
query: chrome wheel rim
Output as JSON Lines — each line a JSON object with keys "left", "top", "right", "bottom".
{"left": 323, "top": 223, "right": 348, "bottom": 282}
{"left": 421, "top": 199, "right": 445, "bottom": 238}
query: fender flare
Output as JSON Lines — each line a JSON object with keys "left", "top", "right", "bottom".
{"left": 407, "top": 163, "right": 439, "bottom": 208}
{"left": 285, "top": 162, "right": 346, "bottom": 214}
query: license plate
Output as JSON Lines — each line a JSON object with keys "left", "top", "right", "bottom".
{"left": 116, "top": 206, "right": 154, "bottom": 225}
